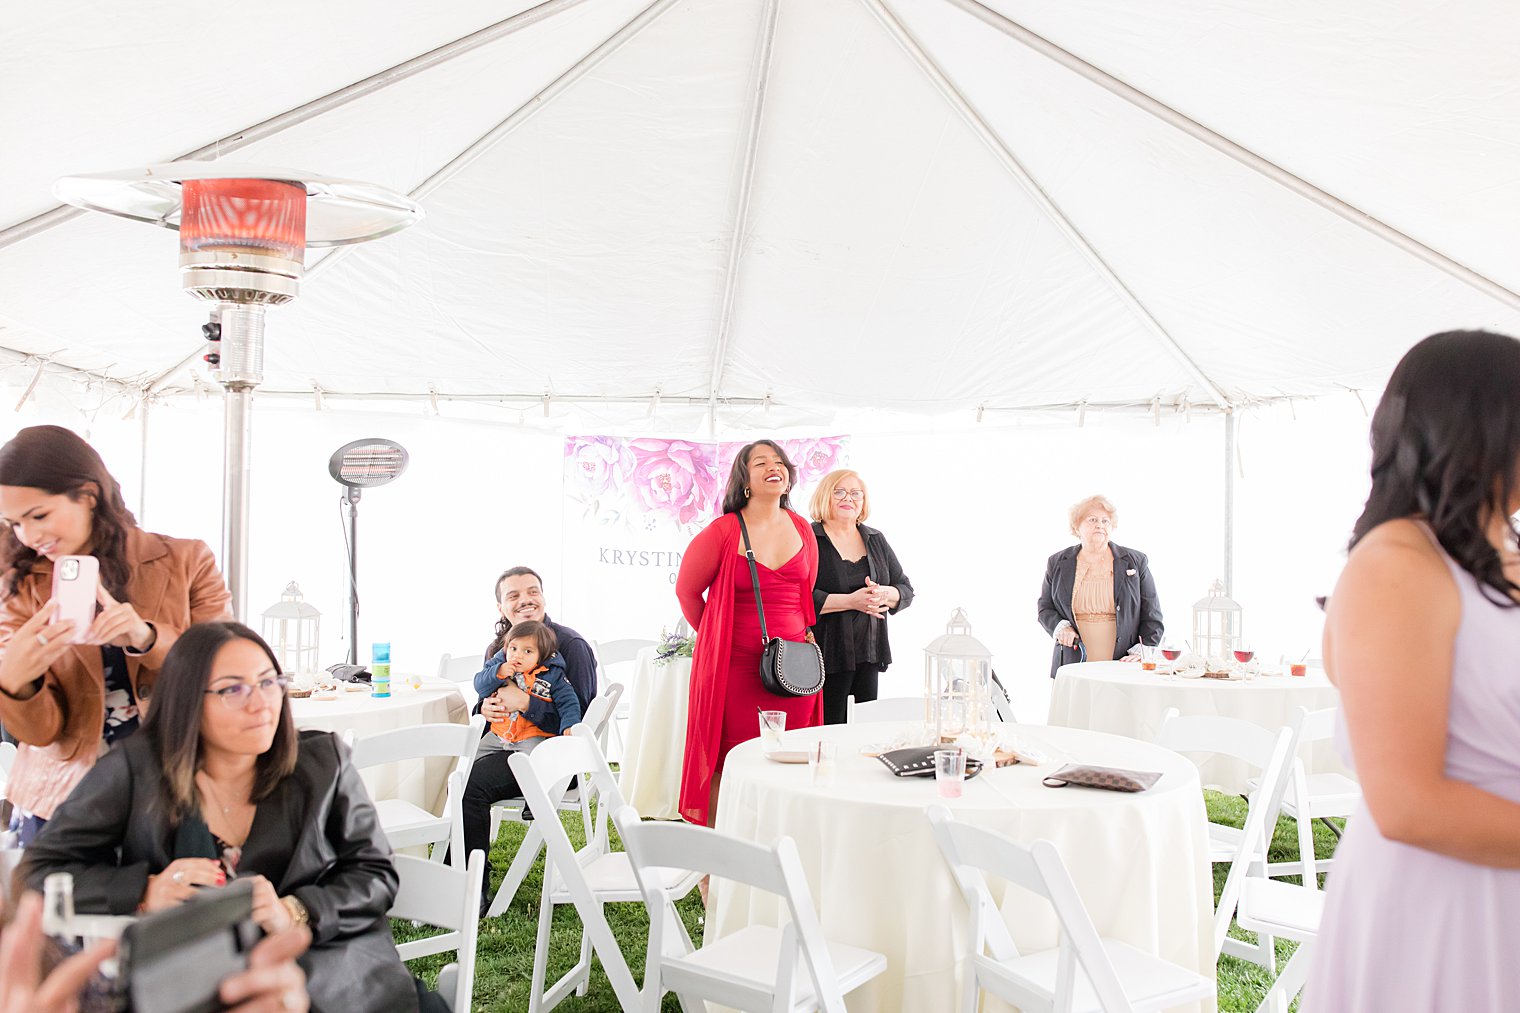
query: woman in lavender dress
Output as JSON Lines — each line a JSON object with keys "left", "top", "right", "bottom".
{"left": 1305, "top": 330, "right": 1520, "bottom": 1011}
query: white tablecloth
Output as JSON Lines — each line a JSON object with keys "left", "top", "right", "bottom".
{"left": 711, "top": 722, "right": 1215, "bottom": 1013}
{"left": 1047, "top": 661, "right": 1344, "bottom": 793}
{"left": 620, "top": 648, "right": 691, "bottom": 820}
{"left": 291, "top": 680, "right": 468, "bottom": 814}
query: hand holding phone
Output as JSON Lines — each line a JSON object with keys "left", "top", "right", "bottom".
{"left": 49, "top": 556, "right": 99, "bottom": 646}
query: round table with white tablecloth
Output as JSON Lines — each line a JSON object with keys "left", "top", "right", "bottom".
{"left": 711, "top": 722, "right": 1215, "bottom": 1013}
{"left": 1047, "top": 660, "right": 1344, "bottom": 793}
{"left": 291, "top": 679, "right": 468, "bottom": 814}
{"left": 620, "top": 647, "right": 691, "bottom": 819}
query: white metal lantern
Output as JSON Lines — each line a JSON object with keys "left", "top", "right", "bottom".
{"left": 923, "top": 609, "right": 995, "bottom": 744}
{"left": 1192, "top": 580, "right": 1242, "bottom": 660}
{"left": 261, "top": 582, "right": 321, "bottom": 679}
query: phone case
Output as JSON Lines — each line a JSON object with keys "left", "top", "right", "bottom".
{"left": 120, "top": 879, "right": 257, "bottom": 1013}
{"left": 49, "top": 555, "right": 98, "bottom": 644}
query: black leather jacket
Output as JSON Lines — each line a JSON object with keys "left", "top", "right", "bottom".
{"left": 22, "top": 730, "right": 418, "bottom": 1013}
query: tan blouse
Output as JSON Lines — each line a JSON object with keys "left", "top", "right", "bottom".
{"left": 1072, "top": 555, "right": 1118, "bottom": 662}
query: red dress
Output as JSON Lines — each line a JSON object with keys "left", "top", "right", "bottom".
{"left": 675, "top": 511, "right": 822, "bottom": 825}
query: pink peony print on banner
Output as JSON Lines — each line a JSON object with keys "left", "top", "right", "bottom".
{"left": 563, "top": 435, "right": 849, "bottom": 533}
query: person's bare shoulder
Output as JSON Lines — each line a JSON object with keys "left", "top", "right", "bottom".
{"left": 1332, "top": 518, "right": 1457, "bottom": 628}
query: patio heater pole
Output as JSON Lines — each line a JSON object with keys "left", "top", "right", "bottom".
{"left": 1223, "top": 411, "right": 1236, "bottom": 596}
{"left": 223, "top": 385, "right": 254, "bottom": 620}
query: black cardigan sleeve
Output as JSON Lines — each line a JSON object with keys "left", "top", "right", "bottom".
{"left": 20, "top": 746, "right": 154, "bottom": 914}
{"left": 872, "top": 531, "right": 914, "bottom": 614}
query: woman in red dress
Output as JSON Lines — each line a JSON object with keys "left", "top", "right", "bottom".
{"left": 676, "top": 440, "right": 822, "bottom": 826}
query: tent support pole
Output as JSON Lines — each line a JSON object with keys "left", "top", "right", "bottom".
{"left": 138, "top": 397, "right": 150, "bottom": 526}
{"left": 940, "top": 0, "right": 1520, "bottom": 314}
{"left": 863, "top": 0, "right": 1232, "bottom": 408}
{"left": 223, "top": 387, "right": 253, "bottom": 621}
{"left": 303, "top": 0, "right": 685, "bottom": 287}
{"left": 1224, "top": 411, "right": 1236, "bottom": 595}
{"left": 0, "top": 0, "right": 599, "bottom": 251}
{"left": 706, "top": 0, "right": 781, "bottom": 421}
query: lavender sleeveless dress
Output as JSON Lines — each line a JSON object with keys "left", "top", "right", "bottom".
{"left": 1303, "top": 532, "right": 1520, "bottom": 1010}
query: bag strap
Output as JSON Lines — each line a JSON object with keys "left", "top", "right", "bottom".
{"left": 736, "top": 514, "right": 771, "bottom": 647}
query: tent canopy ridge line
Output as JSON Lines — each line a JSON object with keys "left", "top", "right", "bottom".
{"left": 0, "top": 0, "right": 599, "bottom": 250}
{"left": 864, "top": 0, "right": 1233, "bottom": 409}
{"left": 941, "top": 0, "right": 1520, "bottom": 315}
{"left": 0, "top": 344, "right": 149, "bottom": 397}
{"left": 137, "top": 383, "right": 1317, "bottom": 414}
{"left": 706, "top": 0, "right": 782, "bottom": 428}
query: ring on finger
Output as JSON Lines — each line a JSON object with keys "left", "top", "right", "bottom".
{"left": 281, "top": 991, "right": 303, "bottom": 1010}
{"left": 172, "top": 871, "right": 185, "bottom": 883}
{"left": 36, "top": 632, "right": 48, "bottom": 646}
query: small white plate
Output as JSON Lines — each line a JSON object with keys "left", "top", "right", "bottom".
{"left": 763, "top": 749, "right": 809, "bottom": 764}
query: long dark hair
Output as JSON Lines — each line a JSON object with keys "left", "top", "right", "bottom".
{"left": 1351, "top": 330, "right": 1520, "bottom": 605}
{"left": 140, "top": 622, "right": 299, "bottom": 823}
{"left": 0, "top": 425, "right": 138, "bottom": 599}
{"left": 721, "top": 440, "right": 798, "bottom": 514}
{"left": 488, "top": 565, "right": 544, "bottom": 658}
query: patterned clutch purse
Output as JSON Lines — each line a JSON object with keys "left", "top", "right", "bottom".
{"left": 876, "top": 746, "right": 984, "bottom": 779}
{"left": 1040, "top": 763, "right": 1161, "bottom": 792}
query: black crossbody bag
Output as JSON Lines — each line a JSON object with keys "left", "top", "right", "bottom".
{"left": 738, "top": 515, "right": 826, "bottom": 697}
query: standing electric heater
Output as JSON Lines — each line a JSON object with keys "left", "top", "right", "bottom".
{"left": 329, "top": 439, "right": 409, "bottom": 665}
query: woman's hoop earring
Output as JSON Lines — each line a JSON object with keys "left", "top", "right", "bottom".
{"left": 744, "top": 487, "right": 751, "bottom": 498}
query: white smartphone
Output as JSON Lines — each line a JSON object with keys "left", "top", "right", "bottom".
{"left": 49, "top": 555, "right": 99, "bottom": 644}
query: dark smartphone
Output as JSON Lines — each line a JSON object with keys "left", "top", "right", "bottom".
{"left": 118, "top": 879, "right": 258, "bottom": 1013}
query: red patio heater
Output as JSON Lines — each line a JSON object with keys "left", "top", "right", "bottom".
{"left": 54, "top": 163, "right": 422, "bottom": 618}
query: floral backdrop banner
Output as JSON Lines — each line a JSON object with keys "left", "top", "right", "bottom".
{"left": 559, "top": 436, "right": 849, "bottom": 641}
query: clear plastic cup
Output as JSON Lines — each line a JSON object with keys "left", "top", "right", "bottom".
{"left": 759, "top": 710, "right": 786, "bottom": 751}
{"left": 935, "top": 748, "right": 966, "bottom": 799}
{"left": 808, "top": 741, "right": 838, "bottom": 786}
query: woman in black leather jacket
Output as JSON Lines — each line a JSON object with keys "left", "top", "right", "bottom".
{"left": 21, "top": 622, "right": 437, "bottom": 1013}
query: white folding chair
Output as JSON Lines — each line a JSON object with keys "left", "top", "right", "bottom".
{"left": 590, "top": 638, "right": 655, "bottom": 763}
{"left": 1208, "top": 727, "right": 1296, "bottom": 969}
{"left": 510, "top": 728, "right": 701, "bottom": 1012}
{"left": 485, "top": 683, "right": 624, "bottom": 916}
{"left": 346, "top": 715, "right": 484, "bottom": 867}
{"left": 927, "top": 805, "right": 1215, "bottom": 1013}
{"left": 612, "top": 804, "right": 888, "bottom": 1013}
{"left": 989, "top": 671, "right": 1018, "bottom": 724}
{"left": 1155, "top": 710, "right": 1295, "bottom": 968}
{"left": 436, "top": 651, "right": 486, "bottom": 711}
{"left": 390, "top": 850, "right": 485, "bottom": 1013}
{"left": 846, "top": 695, "right": 926, "bottom": 723}
{"left": 1234, "top": 876, "right": 1325, "bottom": 1013}
{"left": 0, "top": 740, "right": 16, "bottom": 801}
{"left": 1251, "top": 706, "right": 1360, "bottom": 888}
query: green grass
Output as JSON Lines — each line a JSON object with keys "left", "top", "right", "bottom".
{"left": 394, "top": 793, "right": 1339, "bottom": 1011}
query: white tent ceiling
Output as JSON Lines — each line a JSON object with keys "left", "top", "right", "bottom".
{"left": 3, "top": 0, "right": 1520, "bottom": 428}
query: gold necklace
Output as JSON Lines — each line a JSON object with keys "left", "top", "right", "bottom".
{"left": 197, "top": 771, "right": 248, "bottom": 816}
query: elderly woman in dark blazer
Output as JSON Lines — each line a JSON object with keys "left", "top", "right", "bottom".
{"left": 808, "top": 469, "right": 915, "bottom": 724}
{"left": 1037, "top": 494, "right": 1163, "bottom": 678}
{"left": 21, "top": 622, "right": 443, "bottom": 1013}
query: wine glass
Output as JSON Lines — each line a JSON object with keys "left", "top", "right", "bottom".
{"left": 1160, "top": 642, "right": 1183, "bottom": 662}
{"left": 1232, "top": 641, "right": 1256, "bottom": 664}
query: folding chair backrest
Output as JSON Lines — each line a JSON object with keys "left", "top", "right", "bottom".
{"left": 1297, "top": 706, "right": 1338, "bottom": 744}
{"left": 1214, "top": 727, "right": 1295, "bottom": 955}
{"left": 927, "top": 806, "right": 1133, "bottom": 1013}
{"left": 581, "top": 682, "right": 623, "bottom": 738}
{"left": 436, "top": 652, "right": 484, "bottom": 683}
{"left": 989, "top": 670, "right": 1017, "bottom": 724}
{"left": 593, "top": 638, "right": 656, "bottom": 667}
{"left": 1155, "top": 708, "right": 1279, "bottom": 770}
{"left": 348, "top": 716, "right": 484, "bottom": 769}
{"left": 612, "top": 805, "right": 850, "bottom": 1011}
{"left": 389, "top": 850, "right": 484, "bottom": 1013}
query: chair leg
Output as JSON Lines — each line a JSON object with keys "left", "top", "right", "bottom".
{"left": 1253, "top": 938, "right": 1314, "bottom": 1013}
{"left": 958, "top": 963, "right": 980, "bottom": 1013}
{"left": 528, "top": 869, "right": 555, "bottom": 1013}
{"left": 575, "top": 911, "right": 594, "bottom": 996}
{"left": 487, "top": 824, "right": 544, "bottom": 917}
{"left": 1297, "top": 811, "right": 1318, "bottom": 891}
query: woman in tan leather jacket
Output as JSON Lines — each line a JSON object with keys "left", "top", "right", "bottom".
{"left": 0, "top": 425, "right": 229, "bottom": 841}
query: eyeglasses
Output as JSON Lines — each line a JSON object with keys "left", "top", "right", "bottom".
{"left": 204, "top": 676, "right": 289, "bottom": 709}
{"left": 831, "top": 489, "right": 865, "bottom": 501}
